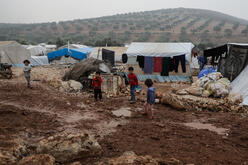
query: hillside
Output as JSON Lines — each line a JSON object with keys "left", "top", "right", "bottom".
{"left": 1, "top": 8, "right": 248, "bottom": 47}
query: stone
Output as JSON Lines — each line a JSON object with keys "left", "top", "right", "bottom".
{"left": 0, "top": 137, "right": 27, "bottom": 165}
{"left": 18, "top": 154, "right": 55, "bottom": 165}
{"left": 97, "top": 151, "right": 183, "bottom": 165}
{"left": 36, "top": 132, "right": 102, "bottom": 163}
{"left": 68, "top": 80, "right": 83, "bottom": 91}
{"left": 70, "top": 161, "right": 82, "bottom": 165}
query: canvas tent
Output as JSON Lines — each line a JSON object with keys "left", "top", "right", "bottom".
{"left": 47, "top": 47, "right": 93, "bottom": 64}
{"left": 230, "top": 65, "right": 248, "bottom": 105}
{"left": 26, "top": 45, "right": 46, "bottom": 56}
{"left": 126, "top": 42, "right": 194, "bottom": 62}
{"left": 204, "top": 43, "right": 248, "bottom": 81}
{"left": 0, "top": 41, "right": 31, "bottom": 66}
{"left": 31, "top": 56, "right": 49, "bottom": 66}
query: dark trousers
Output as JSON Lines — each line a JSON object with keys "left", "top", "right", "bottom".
{"left": 94, "top": 89, "right": 102, "bottom": 100}
{"left": 161, "top": 57, "right": 169, "bottom": 76}
{"left": 174, "top": 55, "right": 186, "bottom": 73}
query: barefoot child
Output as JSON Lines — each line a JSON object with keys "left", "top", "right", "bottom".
{"left": 128, "top": 67, "right": 138, "bottom": 103}
{"left": 92, "top": 71, "right": 103, "bottom": 101}
{"left": 144, "top": 79, "right": 155, "bottom": 119}
{"left": 23, "top": 60, "right": 31, "bottom": 88}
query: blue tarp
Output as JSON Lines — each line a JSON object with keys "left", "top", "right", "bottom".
{"left": 47, "top": 47, "right": 93, "bottom": 61}
{"left": 198, "top": 67, "right": 217, "bottom": 79}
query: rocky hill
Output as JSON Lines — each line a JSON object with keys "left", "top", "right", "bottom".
{"left": 1, "top": 8, "right": 248, "bottom": 47}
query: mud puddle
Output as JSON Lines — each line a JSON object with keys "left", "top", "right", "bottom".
{"left": 112, "top": 107, "right": 132, "bottom": 117}
{"left": 184, "top": 121, "right": 228, "bottom": 135}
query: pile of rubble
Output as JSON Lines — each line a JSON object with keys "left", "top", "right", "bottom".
{"left": 97, "top": 151, "right": 184, "bottom": 165}
{"left": 160, "top": 72, "right": 248, "bottom": 113}
{"left": 0, "top": 132, "right": 102, "bottom": 165}
{"left": 177, "top": 72, "right": 231, "bottom": 98}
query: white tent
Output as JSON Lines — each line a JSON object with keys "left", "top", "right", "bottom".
{"left": 0, "top": 41, "right": 31, "bottom": 66}
{"left": 230, "top": 65, "right": 248, "bottom": 105}
{"left": 126, "top": 42, "right": 194, "bottom": 62}
{"left": 27, "top": 45, "right": 46, "bottom": 56}
{"left": 31, "top": 56, "right": 49, "bottom": 66}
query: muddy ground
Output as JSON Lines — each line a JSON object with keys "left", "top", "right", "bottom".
{"left": 0, "top": 67, "right": 248, "bottom": 165}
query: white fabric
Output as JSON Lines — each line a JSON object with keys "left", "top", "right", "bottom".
{"left": 27, "top": 45, "right": 46, "bottom": 56}
{"left": 0, "top": 41, "right": 31, "bottom": 65}
{"left": 126, "top": 42, "right": 194, "bottom": 62}
{"left": 230, "top": 65, "right": 248, "bottom": 105}
{"left": 31, "top": 56, "right": 49, "bottom": 66}
{"left": 191, "top": 56, "right": 200, "bottom": 69}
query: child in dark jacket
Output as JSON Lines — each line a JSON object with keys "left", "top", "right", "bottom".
{"left": 143, "top": 79, "right": 155, "bottom": 119}
{"left": 128, "top": 67, "right": 138, "bottom": 103}
{"left": 92, "top": 71, "right": 103, "bottom": 101}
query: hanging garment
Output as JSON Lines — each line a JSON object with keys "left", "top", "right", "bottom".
{"left": 144, "top": 56, "right": 153, "bottom": 74}
{"left": 102, "top": 49, "right": 115, "bottom": 66}
{"left": 122, "top": 54, "right": 128, "bottom": 64}
{"left": 153, "top": 57, "right": 162, "bottom": 72}
{"left": 136, "top": 56, "right": 145, "bottom": 68}
{"left": 174, "top": 55, "right": 186, "bottom": 73}
{"left": 169, "top": 57, "right": 175, "bottom": 72}
{"left": 161, "top": 57, "right": 169, "bottom": 76}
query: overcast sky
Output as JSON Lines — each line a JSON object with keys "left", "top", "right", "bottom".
{"left": 0, "top": 0, "right": 247, "bottom": 23}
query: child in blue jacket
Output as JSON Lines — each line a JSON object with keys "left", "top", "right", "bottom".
{"left": 143, "top": 79, "right": 155, "bottom": 119}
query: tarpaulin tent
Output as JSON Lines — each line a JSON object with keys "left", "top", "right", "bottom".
{"left": 0, "top": 41, "right": 31, "bottom": 67}
{"left": 230, "top": 65, "right": 248, "bottom": 105}
{"left": 126, "top": 42, "right": 194, "bottom": 62}
{"left": 204, "top": 43, "right": 248, "bottom": 81}
{"left": 47, "top": 47, "right": 93, "bottom": 62}
{"left": 31, "top": 56, "right": 49, "bottom": 66}
{"left": 125, "top": 42, "right": 195, "bottom": 82}
{"left": 26, "top": 45, "right": 46, "bottom": 56}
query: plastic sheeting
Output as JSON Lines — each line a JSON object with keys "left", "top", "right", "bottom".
{"left": 126, "top": 42, "right": 194, "bottom": 62}
{"left": 230, "top": 65, "right": 248, "bottom": 105}
{"left": 47, "top": 47, "right": 93, "bottom": 61}
{"left": 30, "top": 56, "right": 49, "bottom": 66}
{"left": 0, "top": 41, "right": 31, "bottom": 66}
{"left": 198, "top": 66, "right": 217, "bottom": 79}
{"left": 27, "top": 45, "right": 46, "bottom": 56}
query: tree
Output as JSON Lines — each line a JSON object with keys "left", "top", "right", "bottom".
{"left": 55, "top": 38, "right": 66, "bottom": 48}
{"left": 224, "top": 29, "right": 232, "bottom": 37}
{"left": 156, "top": 32, "right": 171, "bottom": 42}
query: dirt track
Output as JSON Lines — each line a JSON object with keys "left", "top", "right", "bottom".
{"left": 0, "top": 68, "right": 248, "bottom": 165}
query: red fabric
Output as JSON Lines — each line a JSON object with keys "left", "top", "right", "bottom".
{"left": 128, "top": 73, "right": 138, "bottom": 86}
{"left": 193, "top": 52, "right": 198, "bottom": 58}
{"left": 153, "top": 57, "right": 162, "bottom": 72}
{"left": 92, "top": 77, "right": 103, "bottom": 89}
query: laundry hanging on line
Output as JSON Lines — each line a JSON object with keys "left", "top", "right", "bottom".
{"left": 144, "top": 56, "right": 154, "bottom": 74}
{"left": 153, "top": 57, "right": 163, "bottom": 72}
{"left": 174, "top": 55, "right": 186, "bottom": 73}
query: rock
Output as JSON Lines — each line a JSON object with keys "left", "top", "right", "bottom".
{"left": 227, "top": 93, "right": 243, "bottom": 105}
{"left": 0, "top": 137, "right": 28, "bottom": 165}
{"left": 97, "top": 151, "right": 183, "bottom": 165}
{"left": 70, "top": 161, "right": 82, "bottom": 165}
{"left": 155, "top": 99, "right": 160, "bottom": 104}
{"left": 18, "top": 154, "right": 55, "bottom": 165}
{"left": 68, "top": 80, "right": 83, "bottom": 91}
{"left": 36, "top": 132, "right": 102, "bottom": 163}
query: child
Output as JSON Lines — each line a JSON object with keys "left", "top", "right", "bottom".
{"left": 128, "top": 67, "right": 138, "bottom": 103}
{"left": 92, "top": 71, "right": 103, "bottom": 101}
{"left": 23, "top": 60, "right": 31, "bottom": 88}
{"left": 143, "top": 79, "right": 155, "bottom": 119}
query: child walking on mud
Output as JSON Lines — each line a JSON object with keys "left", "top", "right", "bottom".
{"left": 128, "top": 67, "right": 138, "bottom": 103}
{"left": 92, "top": 71, "right": 103, "bottom": 102}
{"left": 23, "top": 60, "right": 31, "bottom": 88}
{"left": 143, "top": 79, "right": 155, "bottom": 119}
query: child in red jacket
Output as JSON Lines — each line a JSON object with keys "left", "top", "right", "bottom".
{"left": 92, "top": 71, "right": 103, "bottom": 101}
{"left": 128, "top": 67, "right": 138, "bottom": 103}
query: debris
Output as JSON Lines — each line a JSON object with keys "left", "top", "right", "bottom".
{"left": 18, "top": 154, "right": 55, "bottom": 165}
{"left": 0, "top": 137, "right": 28, "bottom": 165}
{"left": 60, "top": 80, "right": 82, "bottom": 92}
{"left": 36, "top": 132, "right": 102, "bottom": 163}
{"left": 97, "top": 151, "right": 183, "bottom": 165}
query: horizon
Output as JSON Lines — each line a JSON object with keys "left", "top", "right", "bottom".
{"left": 0, "top": 0, "right": 247, "bottom": 24}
